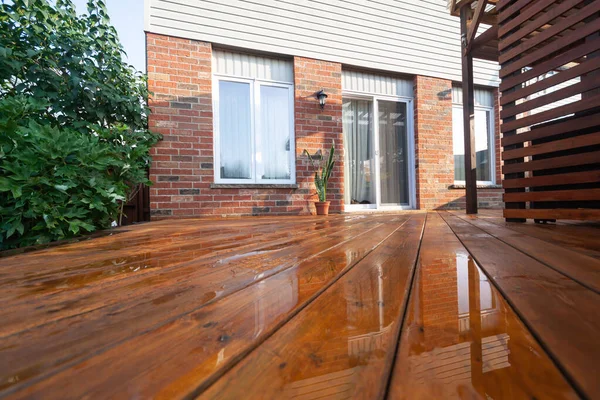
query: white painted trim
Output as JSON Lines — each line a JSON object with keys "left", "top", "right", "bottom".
{"left": 212, "top": 75, "right": 296, "bottom": 185}
{"left": 144, "top": 0, "right": 151, "bottom": 32}
{"left": 452, "top": 104, "right": 496, "bottom": 186}
{"left": 342, "top": 92, "right": 416, "bottom": 211}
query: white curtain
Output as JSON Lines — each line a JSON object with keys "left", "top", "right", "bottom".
{"left": 378, "top": 101, "right": 408, "bottom": 205}
{"left": 219, "top": 81, "right": 252, "bottom": 179}
{"left": 343, "top": 99, "right": 375, "bottom": 205}
{"left": 258, "top": 86, "right": 291, "bottom": 180}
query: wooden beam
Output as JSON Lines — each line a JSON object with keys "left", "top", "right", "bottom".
{"left": 461, "top": 6, "right": 478, "bottom": 215}
{"left": 471, "top": 25, "right": 499, "bottom": 50}
{"left": 466, "top": 0, "right": 489, "bottom": 54}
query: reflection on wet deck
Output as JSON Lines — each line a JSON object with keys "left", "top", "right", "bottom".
{"left": 0, "top": 211, "right": 598, "bottom": 399}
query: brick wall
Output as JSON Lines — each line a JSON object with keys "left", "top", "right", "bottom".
{"left": 414, "top": 76, "right": 503, "bottom": 210}
{"left": 147, "top": 33, "right": 343, "bottom": 218}
{"left": 294, "top": 57, "right": 344, "bottom": 214}
{"left": 420, "top": 255, "right": 460, "bottom": 349}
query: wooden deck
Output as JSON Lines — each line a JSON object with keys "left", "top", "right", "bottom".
{"left": 0, "top": 211, "right": 598, "bottom": 399}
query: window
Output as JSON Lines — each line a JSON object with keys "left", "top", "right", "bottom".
{"left": 452, "top": 105, "right": 495, "bottom": 185}
{"left": 213, "top": 77, "right": 295, "bottom": 184}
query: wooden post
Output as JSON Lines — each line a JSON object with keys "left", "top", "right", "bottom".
{"left": 461, "top": 6, "right": 478, "bottom": 214}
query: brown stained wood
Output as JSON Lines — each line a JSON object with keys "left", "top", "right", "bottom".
{"left": 440, "top": 212, "right": 600, "bottom": 398}
{"left": 498, "top": 0, "right": 535, "bottom": 24}
{"left": 0, "top": 217, "right": 399, "bottom": 395}
{"left": 0, "top": 216, "right": 377, "bottom": 338}
{"left": 504, "top": 208, "right": 600, "bottom": 220}
{"left": 501, "top": 113, "right": 600, "bottom": 147}
{"left": 196, "top": 216, "right": 426, "bottom": 400}
{"left": 502, "top": 131, "right": 600, "bottom": 160}
{"left": 449, "top": 211, "right": 600, "bottom": 293}
{"left": 0, "top": 215, "right": 335, "bottom": 278}
{"left": 501, "top": 78, "right": 600, "bottom": 119}
{"left": 501, "top": 56, "right": 600, "bottom": 106}
{"left": 501, "top": 93, "right": 600, "bottom": 133}
{"left": 472, "top": 210, "right": 600, "bottom": 259}
{"left": 387, "top": 213, "right": 578, "bottom": 399}
{"left": 500, "top": 37, "right": 600, "bottom": 95}
{"left": 502, "top": 150, "right": 600, "bottom": 174}
{"left": 0, "top": 216, "right": 360, "bottom": 296}
{"left": 498, "top": 0, "right": 598, "bottom": 64}
{"left": 2, "top": 216, "right": 417, "bottom": 399}
{"left": 504, "top": 188, "right": 600, "bottom": 202}
{"left": 461, "top": 5, "right": 478, "bottom": 215}
{"left": 498, "top": 0, "right": 581, "bottom": 45}
{"left": 499, "top": 17, "right": 600, "bottom": 79}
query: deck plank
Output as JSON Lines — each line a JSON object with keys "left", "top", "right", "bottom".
{"left": 387, "top": 213, "right": 578, "bottom": 399}
{"left": 474, "top": 210, "right": 600, "bottom": 259}
{"left": 194, "top": 215, "right": 426, "bottom": 399}
{"left": 0, "top": 216, "right": 377, "bottom": 338}
{"left": 440, "top": 212, "right": 600, "bottom": 399}
{"left": 449, "top": 211, "right": 600, "bottom": 293}
{"left": 0, "top": 215, "right": 414, "bottom": 398}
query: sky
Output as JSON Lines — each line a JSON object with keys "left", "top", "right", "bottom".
{"left": 71, "top": 0, "right": 146, "bottom": 72}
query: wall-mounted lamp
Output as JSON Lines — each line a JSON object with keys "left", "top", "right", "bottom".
{"left": 315, "top": 89, "right": 328, "bottom": 109}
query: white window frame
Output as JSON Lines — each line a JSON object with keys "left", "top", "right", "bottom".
{"left": 452, "top": 104, "right": 496, "bottom": 186}
{"left": 342, "top": 90, "right": 417, "bottom": 211}
{"left": 213, "top": 74, "right": 295, "bottom": 184}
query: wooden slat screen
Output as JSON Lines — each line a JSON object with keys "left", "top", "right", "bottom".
{"left": 499, "top": 0, "right": 600, "bottom": 221}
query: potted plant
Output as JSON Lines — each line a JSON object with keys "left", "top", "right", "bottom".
{"left": 303, "top": 141, "right": 336, "bottom": 215}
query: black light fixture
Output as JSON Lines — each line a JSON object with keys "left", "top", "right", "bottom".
{"left": 315, "top": 89, "right": 328, "bottom": 109}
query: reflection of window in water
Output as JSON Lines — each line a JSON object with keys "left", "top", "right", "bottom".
{"left": 456, "top": 254, "right": 496, "bottom": 316}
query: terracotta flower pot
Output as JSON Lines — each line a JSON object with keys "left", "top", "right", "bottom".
{"left": 315, "top": 201, "right": 330, "bottom": 216}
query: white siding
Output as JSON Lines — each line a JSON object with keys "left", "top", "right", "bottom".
{"left": 342, "top": 70, "right": 413, "bottom": 98}
{"left": 213, "top": 50, "right": 293, "bottom": 83}
{"left": 146, "top": 0, "right": 500, "bottom": 87}
{"left": 452, "top": 86, "right": 495, "bottom": 108}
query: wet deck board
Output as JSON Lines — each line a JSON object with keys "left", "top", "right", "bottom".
{"left": 388, "top": 213, "right": 578, "bottom": 399}
{"left": 448, "top": 210, "right": 600, "bottom": 293}
{"left": 475, "top": 209, "right": 600, "bottom": 259}
{"left": 199, "top": 214, "right": 426, "bottom": 399}
{"left": 0, "top": 211, "right": 598, "bottom": 399}
{"left": 440, "top": 212, "right": 600, "bottom": 398}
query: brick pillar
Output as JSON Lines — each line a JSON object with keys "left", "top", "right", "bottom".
{"left": 146, "top": 33, "right": 213, "bottom": 218}
{"left": 294, "top": 57, "right": 344, "bottom": 214}
{"left": 414, "top": 76, "right": 454, "bottom": 210}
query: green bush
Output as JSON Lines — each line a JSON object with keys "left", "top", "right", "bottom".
{"left": 0, "top": 0, "right": 161, "bottom": 249}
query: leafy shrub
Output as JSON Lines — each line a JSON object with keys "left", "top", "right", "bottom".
{"left": 0, "top": 0, "right": 161, "bottom": 249}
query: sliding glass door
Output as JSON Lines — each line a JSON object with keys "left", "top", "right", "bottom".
{"left": 343, "top": 96, "right": 414, "bottom": 210}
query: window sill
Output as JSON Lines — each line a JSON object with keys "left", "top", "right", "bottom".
{"left": 450, "top": 184, "right": 502, "bottom": 190}
{"left": 210, "top": 183, "right": 299, "bottom": 189}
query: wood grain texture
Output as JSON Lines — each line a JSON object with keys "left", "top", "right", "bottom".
{"left": 441, "top": 212, "right": 600, "bottom": 398}
{"left": 449, "top": 211, "right": 600, "bottom": 293}
{"left": 0, "top": 211, "right": 596, "bottom": 399}
{"left": 5, "top": 217, "right": 413, "bottom": 399}
{"left": 388, "top": 213, "right": 579, "bottom": 399}
{"left": 198, "top": 215, "right": 426, "bottom": 400}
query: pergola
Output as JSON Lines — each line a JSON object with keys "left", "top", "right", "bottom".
{"left": 449, "top": 0, "right": 500, "bottom": 215}
{"left": 449, "top": 0, "right": 600, "bottom": 221}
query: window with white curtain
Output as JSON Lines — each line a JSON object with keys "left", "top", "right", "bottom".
{"left": 213, "top": 51, "right": 294, "bottom": 184}
{"left": 452, "top": 106, "right": 495, "bottom": 185}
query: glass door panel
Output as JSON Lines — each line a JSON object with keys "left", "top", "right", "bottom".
{"left": 378, "top": 100, "right": 409, "bottom": 205}
{"left": 342, "top": 99, "right": 376, "bottom": 206}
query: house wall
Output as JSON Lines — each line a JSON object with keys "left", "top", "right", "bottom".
{"left": 414, "top": 76, "right": 503, "bottom": 210}
{"left": 147, "top": 32, "right": 503, "bottom": 217}
{"left": 144, "top": 0, "right": 499, "bottom": 87}
{"left": 147, "top": 33, "right": 343, "bottom": 217}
